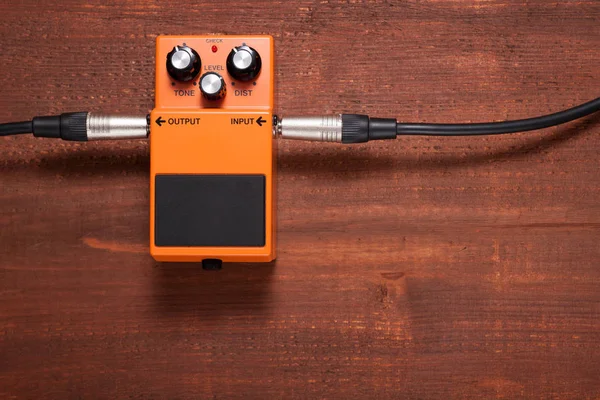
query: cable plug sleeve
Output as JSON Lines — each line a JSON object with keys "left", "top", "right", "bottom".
{"left": 32, "top": 112, "right": 88, "bottom": 141}
{"left": 341, "top": 114, "right": 397, "bottom": 143}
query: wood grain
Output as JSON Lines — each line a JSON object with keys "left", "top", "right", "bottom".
{"left": 1, "top": 0, "right": 599, "bottom": 398}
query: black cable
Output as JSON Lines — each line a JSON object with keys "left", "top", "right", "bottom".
{"left": 339, "top": 96, "right": 600, "bottom": 143}
{"left": 396, "top": 96, "right": 600, "bottom": 136}
{"left": 0, "top": 121, "right": 33, "bottom": 136}
{"left": 0, "top": 113, "right": 89, "bottom": 141}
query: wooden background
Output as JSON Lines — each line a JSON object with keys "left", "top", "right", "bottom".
{"left": 1, "top": 1, "right": 599, "bottom": 398}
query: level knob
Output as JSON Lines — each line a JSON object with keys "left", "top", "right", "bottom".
{"left": 200, "top": 72, "right": 226, "bottom": 101}
{"left": 226, "top": 45, "right": 262, "bottom": 81}
{"left": 166, "top": 45, "right": 201, "bottom": 82}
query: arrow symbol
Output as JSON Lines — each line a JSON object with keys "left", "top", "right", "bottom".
{"left": 256, "top": 116, "right": 266, "bottom": 127}
{"left": 155, "top": 116, "right": 166, "bottom": 127}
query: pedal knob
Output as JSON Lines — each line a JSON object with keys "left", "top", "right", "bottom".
{"left": 200, "top": 72, "right": 226, "bottom": 101}
{"left": 226, "top": 45, "right": 262, "bottom": 81}
{"left": 166, "top": 45, "right": 201, "bottom": 82}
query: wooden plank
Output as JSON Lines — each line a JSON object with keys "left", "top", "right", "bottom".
{"left": 1, "top": 1, "right": 599, "bottom": 398}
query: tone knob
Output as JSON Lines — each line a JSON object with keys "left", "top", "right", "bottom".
{"left": 226, "top": 45, "right": 262, "bottom": 81}
{"left": 166, "top": 45, "right": 201, "bottom": 82}
{"left": 200, "top": 72, "right": 226, "bottom": 101}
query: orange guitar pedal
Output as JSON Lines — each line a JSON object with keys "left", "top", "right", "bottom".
{"left": 149, "top": 35, "right": 275, "bottom": 266}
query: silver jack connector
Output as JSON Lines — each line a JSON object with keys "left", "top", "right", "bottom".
{"left": 87, "top": 114, "right": 149, "bottom": 140}
{"left": 275, "top": 115, "right": 342, "bottom": 142}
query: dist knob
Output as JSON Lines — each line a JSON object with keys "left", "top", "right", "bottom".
{"left": 226, "top": 45, "right": 262, "bottom": 81}
{"left": 166, "top": 45, "right": 201, "bottom": 82}
{"left": 200, "top": 72, "right": 226, "bottom": 101}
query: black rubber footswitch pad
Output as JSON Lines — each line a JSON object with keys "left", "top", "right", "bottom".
{"left": 155, "top": 174, "right": 266, "bottom": 247}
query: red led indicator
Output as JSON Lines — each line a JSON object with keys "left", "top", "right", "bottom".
{"left": 211, "top": 45, "right": 218, "bottom": 53}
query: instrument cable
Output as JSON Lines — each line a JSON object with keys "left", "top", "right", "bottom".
{"left": 276, "top": 96, "right": 600, "bottom": 143}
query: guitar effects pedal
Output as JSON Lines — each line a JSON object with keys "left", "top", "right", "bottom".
{"left": 150, "top": 35, "right": 275, "bottom": 265}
